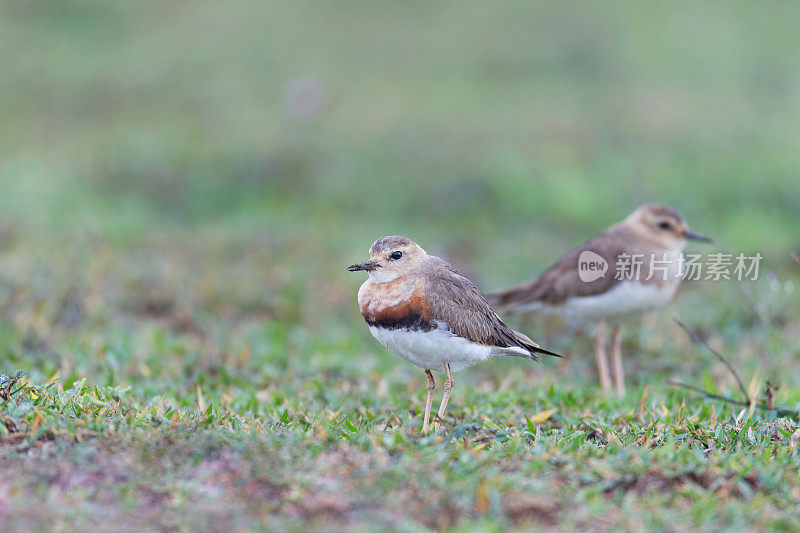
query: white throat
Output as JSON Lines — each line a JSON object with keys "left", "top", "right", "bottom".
{"left": 672, "top": 239, "right": 689, "bottom": 253}
{"left": 368, "top": 269, "right": 400, "bottom": 284}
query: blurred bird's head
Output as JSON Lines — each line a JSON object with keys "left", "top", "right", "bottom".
{"left": 625, "top": 203, "right": 711, "bottom": 249}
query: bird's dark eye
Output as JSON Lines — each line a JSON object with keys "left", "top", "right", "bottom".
{"left": 658, "top": 221, "right": 671, "bottom": 230}
{"left": 390, "top": 251, "right": 403, "bottom": 260}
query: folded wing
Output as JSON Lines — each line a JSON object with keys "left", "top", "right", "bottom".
{"left": 425, "top": 258, "right": 561, "bottom": 361}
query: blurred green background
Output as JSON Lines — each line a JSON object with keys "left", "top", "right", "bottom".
{"left": 2, "top": 0, "right": 799, "bottom": 387}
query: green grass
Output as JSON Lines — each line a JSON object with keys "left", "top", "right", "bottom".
{"left": 1, "top": 1, "right": 800, "bottom": 530}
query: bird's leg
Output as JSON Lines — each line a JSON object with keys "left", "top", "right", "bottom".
{"left": 611, "top": 324, "right": 625, "bottom": 397}
{"left": 422, "top": 369, "right": 436, "bottom": 434}
{"left": 594, "top": 320, "right": 611, "bottom": 395}
{"left": 433, "top": 362, "right": 454, "bottom": 434}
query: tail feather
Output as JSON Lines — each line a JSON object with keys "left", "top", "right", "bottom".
{"left": 495, "top": 329, "right": 562, "bottom": 361}
{"left": 530, "top": 345, "right": 563, "bottom": 358}
{"left": 486, "top": 282, "right": 542, "bottom": 311}
{"left": 492, "top": 344, "right": 562, "bottom": 362}
{"left": 484, "top": 290, "right": 507, "bottom": 308}
{"left": 513, "top": 329, "right": 562, "bottom": 359}
{"left": 487, "top": 287, "right": 562, "bottom": 360}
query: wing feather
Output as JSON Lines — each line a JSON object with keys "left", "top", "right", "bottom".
{"left": 425, "top": 258, "right": 561, "bottom": 360}
{"left": 486, "top": 225, "right": 637, "bottom": 310}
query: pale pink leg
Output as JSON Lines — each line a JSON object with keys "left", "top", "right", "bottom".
{"left": 422, "top": 369, "right": 436, "bottom": 434}
{"left": 595, "top": 320, "right": 611, "bottom": 394}
{"left": 611, "top": 325, "right": 625, "bottom": 397}
{"left": 433, "top": 363, "right": 454, "bottom": 434}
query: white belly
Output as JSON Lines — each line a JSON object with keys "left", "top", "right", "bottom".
{"left": 517, "top": 280, "right": 679, "bottom": 325}
{"left": 368, "top": 322, "right": 496, "bottom": 373}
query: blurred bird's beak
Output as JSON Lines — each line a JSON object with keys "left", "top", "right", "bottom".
{"left": 347, "top": 260, "right": 379, "bottom": 272}
{"left": 683, "top": 230, "right": 712, "bottom": 243}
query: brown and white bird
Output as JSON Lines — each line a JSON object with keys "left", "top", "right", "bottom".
{"left": 348, "top": 236, "right": 560, "bottom": 434}
{"left": 488, "top": 204, "right": 710, "bottom": 397}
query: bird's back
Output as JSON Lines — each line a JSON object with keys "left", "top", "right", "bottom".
{"left": 423, "top": 257, "right": 560, "bottom": 360}
{"left": 487, "top": 224, "right": 647, "bottom": 310}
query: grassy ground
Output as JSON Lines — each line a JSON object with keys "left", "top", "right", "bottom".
{"left": 1, "top": 1, "right": 800, "bottom": 530}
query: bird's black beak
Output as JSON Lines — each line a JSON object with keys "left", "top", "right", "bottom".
{"left": 347, "top": 260, "right": 379, "bottom": 272}
{"left": 683, "top": 230, "right": 712, "bottom": 243}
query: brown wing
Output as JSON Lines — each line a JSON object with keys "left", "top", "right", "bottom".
{"left": 424, "top": 258, "right": 561, "bottom": 360}
{"left": 487, "top": 225, "right": 635, "bottom": 310}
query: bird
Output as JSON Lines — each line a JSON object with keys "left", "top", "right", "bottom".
{"left": 487, "top": 203, "right": 711, "bottom": 397}
{"left": 348, "top": 235, "right": 561, "bottom": 435}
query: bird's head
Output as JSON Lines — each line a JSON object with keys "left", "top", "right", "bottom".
{"left": 347, "top": 235, "right": 427, "bottom": 283}
{"left": 626, "top": 203, "right": 711, "bottom": 250}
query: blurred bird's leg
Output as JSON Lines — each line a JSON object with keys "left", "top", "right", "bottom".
{"left": 422, "top": 369, "right": 436, "bottom": 434}
{"left": 433, "top": 362, "right": 454, "bottom": 434}
{"left": 595, "top": 320, "right": 611, "bottom": 394}
{"left": 611, "top": 325, "right": 625, "bottom": 397}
